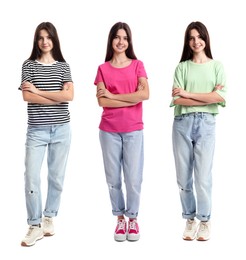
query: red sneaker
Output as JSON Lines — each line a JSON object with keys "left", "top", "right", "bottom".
{"left": 114, "top": 219, "right": 127, "bottom": 241}
{"left": 127, "top": 219, "right": 140, "bottom": 241}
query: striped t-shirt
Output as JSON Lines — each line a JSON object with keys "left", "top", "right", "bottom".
{"left": 19, "top": 59, "right": 72, "bottom": 126}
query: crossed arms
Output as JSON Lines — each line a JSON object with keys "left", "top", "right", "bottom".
{"left": 96, "top": 77, "right": 149, "bottom": 108}
{"left": 21, "top": 81, "right": 74, "bottom": 104}
{"left": 172, "top": 85, "right": 225, "bottom": 106}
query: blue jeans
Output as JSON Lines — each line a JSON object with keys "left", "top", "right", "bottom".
{"left": 172, "top": 113, "right": 216, "bottom": 222}
{"left": 24, "top": 123, "right": 71, "bottom": 225}
{"left": 99, "top": 130, "right": 144, "bottom": 218}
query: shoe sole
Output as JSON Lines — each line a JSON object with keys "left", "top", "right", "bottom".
{"left": 127, "top": 234, "right": 140, "bottom": 241}
{"left": 183, "top": 235, "right": 196, "bottom": 241}
{"left": 114, "top": 234, "right": 127, "bottom": 242}
{"left": 196, "top": 236, "right": 210, "bottom": 241}
{"left": 21, "top": 235, "right": 43, "bottom": 247}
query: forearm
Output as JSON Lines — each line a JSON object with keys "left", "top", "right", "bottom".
{"left": 172, "top": 85, "right": 225, "bottom": 104}
{"left": 111, "top": 89, "right": 149, "bottom": 103}
{"left": 115, "top": 77, "right": 149, "bottom": 102}
{"left": 37, "top": 88, "right": 74, "bottom": 102}
{"left": 98, "top": 97, "right": 138, "bottom": 108}
{"left": 22, "top": 81, "right": 74, "bottom": 102}
{"left": 22, "top": 91, "right": 60, "bottom": 104}
{"left": 188, "top": 91, "right": 224, "bottom": 104}
{"left": 174, "top": 97, "right": 208, "bottom": 106}
{"left": 96, "top": 78, "right": 149, "bottom": 104}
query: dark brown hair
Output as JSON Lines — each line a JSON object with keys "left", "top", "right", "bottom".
{"left": 180, "top": 21, "right": 213, "bottom": 62}
{"left": 29, "top": 22, "right": 65, "bottom": 62}
{"left": 105, "top": 22, "right": 137, "bottom": 62}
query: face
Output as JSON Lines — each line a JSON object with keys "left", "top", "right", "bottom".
{"left": 112, "top": 29, "right": 129, "bottom": 54}
{"left": 37, "top": 29, "right": 53, "bottom": 54}
{"left": 189, "top": 29, "right": 205, "bottom": 54}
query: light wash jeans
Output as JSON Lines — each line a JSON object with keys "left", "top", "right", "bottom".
{"left": 24, "top": 123, "right": 71, "bottom": 225}
{"left": 172, "top": 112, "right": 216, "bottom": 222}
{"left": 99, "top": 130, "right": 144, "bottom": 219}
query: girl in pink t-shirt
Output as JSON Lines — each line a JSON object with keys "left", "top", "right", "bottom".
{"left": 94, "top": 22, "right": 149, "bottom": 242}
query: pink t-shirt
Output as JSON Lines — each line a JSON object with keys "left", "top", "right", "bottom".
{"left": 94, "top": 59, "right": 148, "bottom": 132}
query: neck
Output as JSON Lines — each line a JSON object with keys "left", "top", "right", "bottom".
{"left": 37, "top": 53, "right": 55, "bottom": 64}
{"left": 110, "top": 54, "right": 131, "bottom": 68}
{"left": 192, "top": 53, "right": 209, "bottom": 64}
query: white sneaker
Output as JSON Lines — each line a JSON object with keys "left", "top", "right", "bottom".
{"left": 183, "top": 219, "right": 197, "bottom": 240}
{"left": 21, "top": 225, "right": 43, "bottom": 246}
{"left": 196, "top": 221, "right": 211, "bottom": 241}
{"left": 43, "top": 217, "right": 55, "bottom": 236}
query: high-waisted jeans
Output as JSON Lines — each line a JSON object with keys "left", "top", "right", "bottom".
{"left": 24, "top": 123, "right": 71, "bottom": 225}
{"left": 99, "top": 130, "right": 144, "bottom": 219}
{"left": 172, "top": 113, "right": 215, "bottom": 222}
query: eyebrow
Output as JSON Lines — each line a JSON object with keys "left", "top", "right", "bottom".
{"left": 115, "top": 34, "right": 128, "bottom": 37}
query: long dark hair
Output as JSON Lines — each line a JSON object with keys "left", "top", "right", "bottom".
{"left": 180, "top": 21, "right": 213, "bottom": 62}
{"left": 29, "top": 22, "right": 66, "bottom": 62}
{"left": 105, "top": 22, "right": 137, "bottom": 62}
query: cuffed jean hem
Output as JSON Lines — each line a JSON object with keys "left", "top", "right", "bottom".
{"left": 112, "top": 210, "right": 125, "bottom": 217}
{"left": 182, "top": 213, "right": 196, "bottom": 220}
{"left": 28, "top": 218, "right": 42, "bottom": 226}
{"left": 125, "top": 212, "right": 138, "bottom": 219}
{"left": 196, "top": 214, "right": 211, "bottom": 222}
{"left": 43, "top": 210, "right": 58, "bottom": 218}
{"left": 112, "top": 211, "right": 138, "bottom": 219}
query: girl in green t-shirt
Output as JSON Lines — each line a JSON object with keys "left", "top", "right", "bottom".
{"left": 171, "top": 21, "right": 227, "bottom": 242}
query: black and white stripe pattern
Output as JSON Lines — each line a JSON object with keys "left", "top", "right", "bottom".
{"left": 20, "top": 60, "right": 72, "bottom": 126}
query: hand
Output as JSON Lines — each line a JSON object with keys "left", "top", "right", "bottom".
{"left": 22, "top": 82, "right": 40, "bottom": 94}
{"left": 137, "top": 82, "right": 144, "bottom": 91}
{"left": 172, "top": 87, "right": 190, "bottom": 98}
{"left": 213, "top": 84, "right": 223, "bottom": 91}
{"left": 63, "top": 82, "right": 73, "bottom": 91}
{"left": 96, "top": 88, "right": 113, "bottom": 99}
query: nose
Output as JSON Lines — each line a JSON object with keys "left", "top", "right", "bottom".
{"left": 119, "top": 37, "right": 124, "bottom": 44}
{"left": 194, "top": 37, "right": 199, "bottom": 43}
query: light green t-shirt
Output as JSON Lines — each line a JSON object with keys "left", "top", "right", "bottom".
{"left": 170, "top": 59, "right": 227, "bottom": 116}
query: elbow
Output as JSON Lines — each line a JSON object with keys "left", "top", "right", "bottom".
{"left": 22, "top": 92, "right": 30, "bottom": 102}
{"left": 68, "top": 95, "right": 74, "bottom": 101}
{"left": 213, "top": 97, "right": 224, "bottom": 103}
{"left": 143, "top": 93, "right": 149, "bottom": 101}
{"left": 141, "top": 92, "right": 149, "bottom": 101}
{"left": 97, "top": 98, "right": 104, "bottom": 107}
{"left": 213, "top": 92, "right": 224, "bottom": 103}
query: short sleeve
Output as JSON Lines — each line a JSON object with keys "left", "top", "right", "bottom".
{"left": 215, "top": 61, "right": 227, "bottom": 107}
{"left": 170, "top": 63, "right": 184, "bottom": 107}
{"left": 63, "top": 63, "right": 73, "bottom": 83}
{"left": 137, "top": 60, "right": 147, "bottom": 79}
{"left": 19, "top": 60, "right": 32, "bottom": 90}
{"left": 94, "top": 66, "right": 104, "bottom": 85}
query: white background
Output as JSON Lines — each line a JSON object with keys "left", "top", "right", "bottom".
{"left": 1, "top": 0, "right": 244, "bottom": 259}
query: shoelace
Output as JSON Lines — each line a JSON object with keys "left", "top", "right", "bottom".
{"left": 44, "top": 218, "right": 52, "bottom": 225}
{"left": 26, "top": 226, "right": 37, "bottom": 237}
{"left": 199, "top": 222, "right": 208, "bottom": 231}
{"left": 129, "top": 221, "right": 137, "bottom": 231}
{"left": 186, "top": 220, "right": 195, "bottom": 230}
{"left": 117, "top": 220, "right": 126, "bottom": 231}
